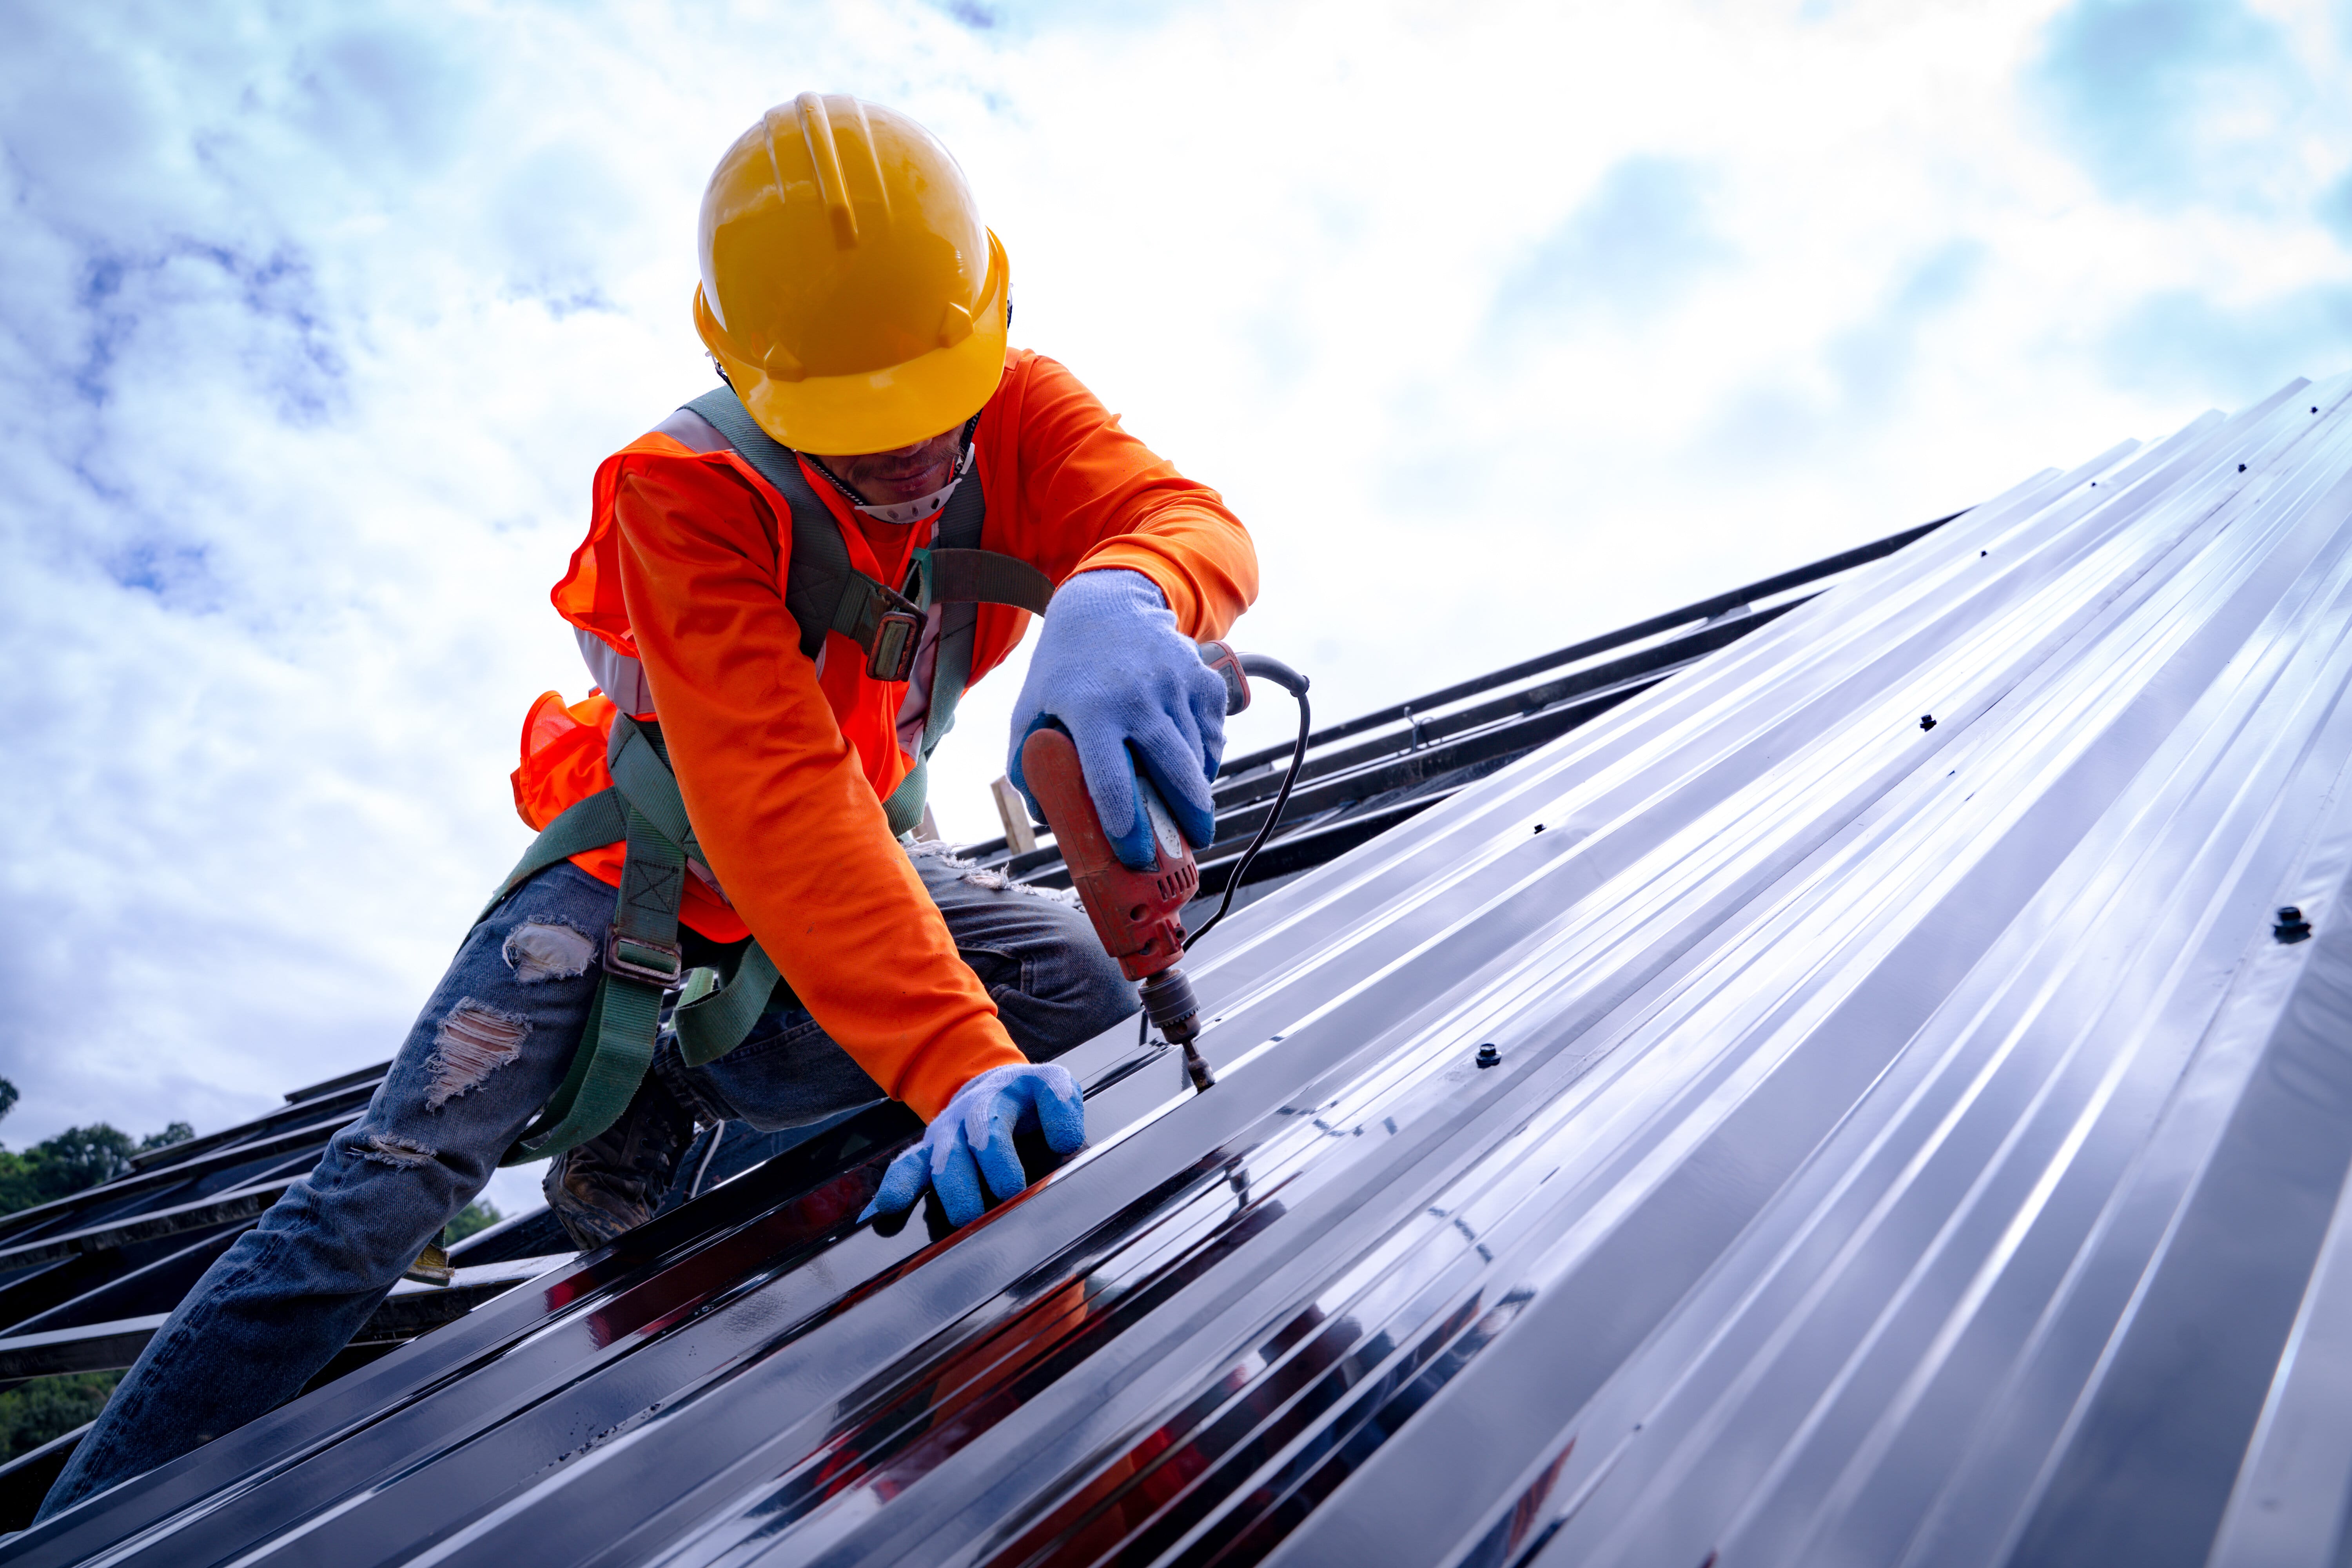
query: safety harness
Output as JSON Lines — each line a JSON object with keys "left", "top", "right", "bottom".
{"left": 482, "top": 386, "right": 1054, "bottom": 1164}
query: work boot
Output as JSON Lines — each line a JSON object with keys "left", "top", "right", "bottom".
{"left": 541, "top": 1078, "right": 699, "bottom": 1249}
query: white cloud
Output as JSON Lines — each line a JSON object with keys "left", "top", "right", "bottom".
{"left": 5, "top": 0, "right": 2351, "bottom": 1195}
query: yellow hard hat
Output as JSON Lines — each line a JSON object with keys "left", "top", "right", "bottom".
{"left": 695, "top": 94, "right": 1010, "bottom": 456}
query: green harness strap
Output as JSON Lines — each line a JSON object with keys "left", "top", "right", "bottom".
{"left": 671, "top": 943, "right": 783, "bottom": 1068}
{"left": 496, "top": 715, "right": 691, "bottom": 1165}
{"left": 486, "top": 388, "right": 1056, "bottom": 1161}
{"left": 479, "top": 789, "right": 627, "bottom": 920}
{"left": 681, "top": 387, "right": 1050, "bottom": 778}
{"left": 875, "top": 469, "right": 999, "bottom": 833}
{"left": 477, "top": 714, "right": 701, "bottom": 922}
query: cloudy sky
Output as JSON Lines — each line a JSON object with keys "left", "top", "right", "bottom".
{"left": 5, "top": 0, "right": 2350, "bottom": 1212}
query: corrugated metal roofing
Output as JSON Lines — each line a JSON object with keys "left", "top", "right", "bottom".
{"left": 0, "top": 502, "right": 1926, "bottom": 1441}
{"left": 19, "top": 374, "right": 2352, "bottom": 1566}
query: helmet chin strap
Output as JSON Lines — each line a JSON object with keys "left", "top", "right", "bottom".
{"left": 807, "top": 416, "right": 981, "bottom": 528}
{"left": 851, "top": 437, "right": 976, "bottom": 526}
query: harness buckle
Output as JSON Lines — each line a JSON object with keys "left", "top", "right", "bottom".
{"left": 867, "top": 608, "right": 922, "bottom": 682}
{"left": 604, "top": 928, "right": 684, "bottom": 985}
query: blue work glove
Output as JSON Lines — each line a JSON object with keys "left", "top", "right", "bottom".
{"left": 1007, "top": 568, "right": 1229, "bottom": 869}
{"left": 858, "top": 1063, "right": 1087, "bottom": 1229}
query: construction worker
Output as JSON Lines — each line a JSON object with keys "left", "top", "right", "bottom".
{"left": 38, "top": 93, "right": 1255, "bottom": 1521}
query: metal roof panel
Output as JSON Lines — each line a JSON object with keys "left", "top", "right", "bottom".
{"left": 20, "top": 376, "right": 2352, "bottom": 1566}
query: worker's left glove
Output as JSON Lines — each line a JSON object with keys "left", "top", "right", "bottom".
{"left": 1008, "top": 568, "right": 1228, "bottom": 869}
{"left": 858, "top": 1063, "right": 1087, "bottom": 1229}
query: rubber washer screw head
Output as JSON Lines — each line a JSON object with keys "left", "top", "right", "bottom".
{"left": 1919, "top": 714, "right": 1938, "bottom": 731}
{"left": 1475, "top": 1044, "right": 1501, "bottom": 1069}
{"left": 2275, "top": 906, "right": 2313, "bottom": 944}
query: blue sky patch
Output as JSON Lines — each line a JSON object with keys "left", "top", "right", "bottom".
{"left": 1490, "top": 156, "right": 1731, "bottom": 342}
{"left": 2031, "top": 0, "right": 2298, "bottom": 204}
{"left": 2104, "top": 284, "right": 2352, "bottom": 399}
{"left": 2319, "top": 171, "right": 2352, "bottom": 244}
{"left": 105, "top": 541, "right": 216, "bottom": 603}
{"left": 285, "top": 24, "right": 481, "bottom": 179}
{"left": 920, "top": 0, "right": 1186, "bottom": 39}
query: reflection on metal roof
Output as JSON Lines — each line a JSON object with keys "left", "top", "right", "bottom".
{"left": 0, "top": 490, "right": 1929, "bottom": 1454}
{"left": 20, "top": 374, "right": 2352, "bottom": 1566}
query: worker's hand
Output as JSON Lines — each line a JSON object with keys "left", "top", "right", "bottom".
{"left": 858, "top": 1063, "right": 1087, "bottom": 1229}
{"left": 1007, "top": 568, "right": 1227, "bottom": 869}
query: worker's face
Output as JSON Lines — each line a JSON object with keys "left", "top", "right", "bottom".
{"left": 810, "top": 426, "right": 963, "bottom": 505}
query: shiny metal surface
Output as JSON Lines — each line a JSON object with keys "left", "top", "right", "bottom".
{"left": 22, "top": 376, "right": 2352, "bottom": 1566}
{"left": 971, "top": 512, "right": 1957, "bottom": 901}
{"left": 0, "top": 513, "right": 1912, "bottom": 1437}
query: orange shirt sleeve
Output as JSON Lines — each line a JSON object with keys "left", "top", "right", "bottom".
{"left": 981, "top": 352, "right": 1258, "bottom": 638}
{"left": 608, "top": 450, "right": 1025, "bottom": 1122}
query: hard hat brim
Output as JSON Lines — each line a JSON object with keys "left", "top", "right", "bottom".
{"left": 697, "top": 232, "right": 1012, "bottom": 456}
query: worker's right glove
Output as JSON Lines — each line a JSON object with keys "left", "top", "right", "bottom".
{"left": 858, "top": 1063, "right": 1087, "bottom": 1229}
{"left": 1007, "top": 568, "right": 1230, "bottom": 869}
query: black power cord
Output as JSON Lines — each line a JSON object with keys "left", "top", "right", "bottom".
{"left": 1184, "top": 653, "right": 1311, "bottom": 954}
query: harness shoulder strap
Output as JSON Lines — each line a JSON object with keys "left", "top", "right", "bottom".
{"left": 686, "top": 387, "right": 854, "bottom": 663}
{"left": 916, "top": 467, "right": 990, "bottom": 761}
{"left": 683, "top": 383, "right": 1052, "bottom": 835}
{"left": 682, "top": 385, "right": 1053, "bottom": 656}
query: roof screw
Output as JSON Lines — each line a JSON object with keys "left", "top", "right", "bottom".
{"left": 1919, "top": 714, "right": 1937, "bottom": 731}
{"left": 2314, "top": 407, "right": 2321, "bottom": 414}
{"left": 1475, "top": 1043, "right": 1501, "bottom": 1069}
{"left": 2275, "top": 906, "right": 2313, "bottom": 944}
{"left": 1532, "top": 822, "right": 1545, "bottom": 834}
{"left": 2240, "top": 464, "right": 2248, "bottom": 472}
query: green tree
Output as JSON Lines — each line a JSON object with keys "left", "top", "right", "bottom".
{"left": 0, "top": 1151, "right": 34, "bottom": 1214}
{"left": 0, "top": 1118, "right": 208, "bottom": 1215}
{"left": 28, "top": 1126, "right": 140, "bottom": 1195}
{"left": 0, "top": 1080, "right": 27, "bottom": 1210}
{"left": 443, "top": 1200, "right": 502, "bottom": 1246}
{"left": 0, "top": 1371, "right": 122, "bottom": 1461}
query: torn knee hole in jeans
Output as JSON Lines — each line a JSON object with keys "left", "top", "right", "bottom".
{"left": 358, "top": 1131, "right": 437, "bottom": 1169}
{"left": 909, "top": 838, "right": 1077, "bottom": 902}
{"left": 503, "top": 922, "right": 597, "bottom": 983}
{"left": 426, "top": 1000, "right": 530, "bottom": 1110}
{"left": 978, "top": 869, "right": 1079, "bottom": 906}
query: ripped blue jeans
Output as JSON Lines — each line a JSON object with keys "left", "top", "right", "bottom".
{"left": 40, "top": 848, "right": 1135, "bottom": 1520}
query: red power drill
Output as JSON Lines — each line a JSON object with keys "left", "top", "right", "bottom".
{"left": 1020, "top": 642, "right": 1310, "bottom": 1094}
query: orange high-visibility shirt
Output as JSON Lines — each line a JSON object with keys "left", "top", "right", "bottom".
{"left": 508, "top": 350, "right": 1258, "bottom": 1121}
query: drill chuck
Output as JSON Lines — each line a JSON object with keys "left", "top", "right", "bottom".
{"left": 1140, "top": 969, "right": 1216, "bottom": 1091}
{"left": 1140, "top": 967, "right": 1200, "bottom": 1043}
